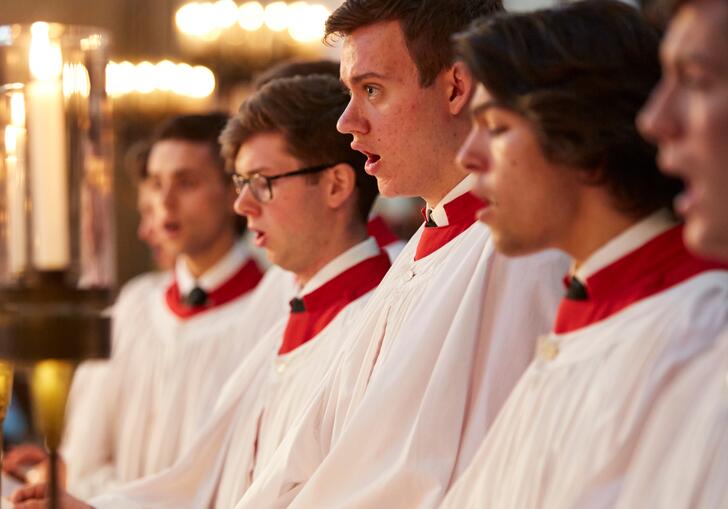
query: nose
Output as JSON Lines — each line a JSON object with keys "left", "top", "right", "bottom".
{"left": 337, "top": 98, "right": 369, "bottom": 136}
{"left": 159, "top": 182, "right": 176, "bottom": 212}
{"left": 137, "top": 217, "right": 151, "bottom": 244}
{"left": 233, "top": 184, "right": 261, "bottom": 219}
{"left": 456, "top": 126, "right": 489, "bottom": 175}
{"left": 637, "top": 78, "right": 680, "bottom": 144}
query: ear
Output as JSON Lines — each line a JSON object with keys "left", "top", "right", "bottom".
{"left": 323, "top": 163, "right": 357, "bottom": 211}
{"left": 444, "top": 61, "right": 474, "bottom": 116}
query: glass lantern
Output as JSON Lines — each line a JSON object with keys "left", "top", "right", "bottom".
{"left": 0, "top": 22, "right": 115, "bottom": 507}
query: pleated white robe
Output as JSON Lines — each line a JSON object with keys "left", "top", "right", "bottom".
{"left": 88, "top": 243, "right": 391, "bottom": 509}
{"left": 237, "top": 194, "right": 568, "bottom": 509}
{"left": 439, "top": 258, "right": 728, "bottom": 508}
{"left": 613, "top": 328, "right": 728, "bottom": 509}
{"left": 62, "top": 264, "right": 293, "bottom": 499}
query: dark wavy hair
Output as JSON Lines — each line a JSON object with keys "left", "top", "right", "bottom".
{"left": 325, "top": 0, "right": 503, "bottom": 87}
{"left": 455, "top": 0, "right": 683, "bottom": 218}
{"left": 220, "top": 74, "right": 377, "bottom": 222}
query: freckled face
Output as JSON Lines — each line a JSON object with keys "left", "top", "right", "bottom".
{"left": 457, "top": 84, "right": 583, "bottom": 256}
{"left": 337, "top": 21, "right": 458, "bottom": 200}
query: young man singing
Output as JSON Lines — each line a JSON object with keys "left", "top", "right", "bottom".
{"left": 441, "top": 2, "right": 728, "bottom": 507}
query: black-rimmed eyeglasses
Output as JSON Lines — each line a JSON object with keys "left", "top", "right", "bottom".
{"left": 231, "top": 163, "right": 337, "bottom": 203}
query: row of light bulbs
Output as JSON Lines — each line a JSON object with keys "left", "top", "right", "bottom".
{"left": 175, "top": 1, "right": 331, "bottom": 43}
{"left": 106, "top": 60, "right": 216, "bottom": 99}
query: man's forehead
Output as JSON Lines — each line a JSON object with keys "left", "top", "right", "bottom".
{"left": 664, "top": 1, "right": 728, "bottom": 73}
{"left": 340, "top": 20, "right": 411, "bottom": 82}
{"left": 234, "top": 132, "right": 297, "bottom": 175}
{"left": 469, "top": 83, "right": 498, "bottom": 115}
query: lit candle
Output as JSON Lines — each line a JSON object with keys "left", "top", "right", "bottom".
{"left": 4, "top": 118, "right": 28, "bottom": 275}
{"left": 27, "top": 22, "right": 70, "bottom": 270}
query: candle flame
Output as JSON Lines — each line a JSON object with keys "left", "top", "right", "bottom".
{"left": 29, "top": 22, "right": 63, "bottom": 81}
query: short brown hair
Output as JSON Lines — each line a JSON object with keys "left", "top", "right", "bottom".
{"left": 152, "top": 113, "right": 229, "bottom": 173}
{"left": 253, "top": 59, "right": 340, "bottom": 89}
{"left": 220, "top": 74, "right": 377, "bottom": 222}
{"left": 456, "top": 0, "right": 683, "bottom": 218}
{"left": 325, "top": 0, "right": 503, "bottom": 87}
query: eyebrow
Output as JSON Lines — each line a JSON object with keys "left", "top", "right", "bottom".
{"left": 348, "top": 71, "right": 388, "bottom": 85}
{"left": 470, "top": 100, "right": 503, "bottom": 117}
{"left": 234, "top": 167, "right": 268, "bottom": 177}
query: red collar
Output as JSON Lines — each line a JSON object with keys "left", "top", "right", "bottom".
{"left": 279, "top": 252, "right": 391, "bottom": 355}
{"left": 367, "top": 216, "right": 400, "bottom": 249}
{"left": 165, "top": 258, "right": 264, "bottom": 319}
{"left": 415, "top": 192, "right": 485, "bottom": 261}
{"left": 554, "top": 225, "right": 727, "bottom": 334}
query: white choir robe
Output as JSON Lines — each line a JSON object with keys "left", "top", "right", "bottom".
{"left": 62, "top": 249, "right": 294, "bottom": 500}
{"left": 87, "top": 241, "right": 391, "bottom": 509}
{"left": 237, "top": 189, "right": 569, "bottom": 509}
{"left": 612, "top": 328, "right": 728, "bottom": 509}
{"left": 439, "top": 224, "right": 728, "bottom": 509}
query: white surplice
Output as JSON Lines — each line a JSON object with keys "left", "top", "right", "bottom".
{"left": 88, "top": 239, "right": 390, "bottom": 509}
{"left": 62, "top": 243, "right": 293, "bottom": 499}
{"left": 439, "top": 223, "right": 728, "bottom": 509}
{"left": 612, "top": 328, "right": 728, "bottom": 509}
{"left": 236, "top": 188, "right": 569, "bottom": 509}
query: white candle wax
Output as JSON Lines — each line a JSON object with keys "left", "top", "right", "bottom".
{"left": 27, "top": 70, "right": 70, "bottom": 270}
{"left": 4, "top": 125, "right": 27, "bottom": 275}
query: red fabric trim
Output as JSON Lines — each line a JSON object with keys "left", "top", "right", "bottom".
{"left": 367, "top": 216, "right": 400, "bottom": 249}
{"left": 415, "top": 192, "right": 486, "bottom": 261}
{"left": 165, "top": 259, "right": 264, "bottom": 319}
{"left": 279, "top": 252, "right": 391, "bottom": 355}
{"left": 554, "top": 225, "right": 728, "bottom": 334}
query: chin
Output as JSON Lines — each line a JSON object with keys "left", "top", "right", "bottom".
{"left": 685, "top": 221, "right": 728, "bottom": 261}
{"left": 492, "top": 232, "right": 544, "bottom": 258}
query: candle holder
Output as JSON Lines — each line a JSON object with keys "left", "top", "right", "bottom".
{"left": 0, "top": 22, "right": 114, "bottom": 508}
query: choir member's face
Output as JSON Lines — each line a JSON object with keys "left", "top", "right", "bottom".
{"left": 638, "top": 0, "right": 728, "bottom": 259}
{"left": 233, "top": 132, "right": 332, "bottom": 275}
{"left": 337, "top": 21, "right": 467, "bottom": 204}
{"left": 147, "top": 140, "right": 236, "bottom": 259}
{"left": 136, "top": 181, "right": 176, "bottom": 270}
{"left": 457, "top": 84, "right": 581, "bottom": 256}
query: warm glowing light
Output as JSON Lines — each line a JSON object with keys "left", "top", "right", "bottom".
{"left": 175, "top": 3, "right": 200, "bottom": 35}
{"left": 115, "top": 61, "right": 136, "bottom": 95}
{"left": 0, "top": 361, "right": 13, "bottom": 421}
{"left": 154, "top": 60, "right": 177, "bottom": 92}
{"left": 238, "top": 1, "right": 265, "bottom": 31}
{"left": 63, "top": 63, "right": 91, "bottom": 98}
{"left": 4, "top": 126, "right": 18, "bottom": 155}
{"left": 31, "top": 360, "right": 74, "bottom": 449}
{"left": 189, "top": 65, "right": 216, "bottom": 98}
{"left": 214, "top": 0, "right": 239, "bottom": 29}
{"left": 288, "top": 3, "right": 329, "bottom": 42}
{"left": 29, "top": 22, "right": 63, "bottom": 81}
{"left": 134, "top": 61, "right": 156, "bottom": 94}
{"left": 176, "top": 2, "right": 220, "bottom": 38}
{"left": 264, "top": 1, "right": 289, "bottom": 32}
{"left": 105, "top": 60, "right": 216, "bottom": 99}
{"left": 9, "top": 92, "right": 26, "bottom": 127}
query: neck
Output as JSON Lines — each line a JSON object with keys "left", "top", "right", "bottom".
{"left": 562, "top": 192, "right": 644, "bottom": 269}
{"left": 423, "top": 117, "right": 472, "bottom": 207}
{"left": 295, "top": 223, "right": 369, "bottom": 290}
{"left": 183, "top": 230, "right": 237, "bottom": 279}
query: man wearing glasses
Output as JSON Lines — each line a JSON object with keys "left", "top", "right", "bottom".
{"left": 11, "top": 74, "right": 392, "bottom": 509}
{"left": 4, "top": 113, "right": 294, "bottom": 501}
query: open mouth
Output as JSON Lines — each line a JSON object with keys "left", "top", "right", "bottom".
{"left": 363, "top": 152, "right": 382, "bottom": 174}
{"left": 250, "top": 228, "right": 267, "bottom": 248}
{"left": 162, "top": 221, "right": 181, "bottom": 237}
